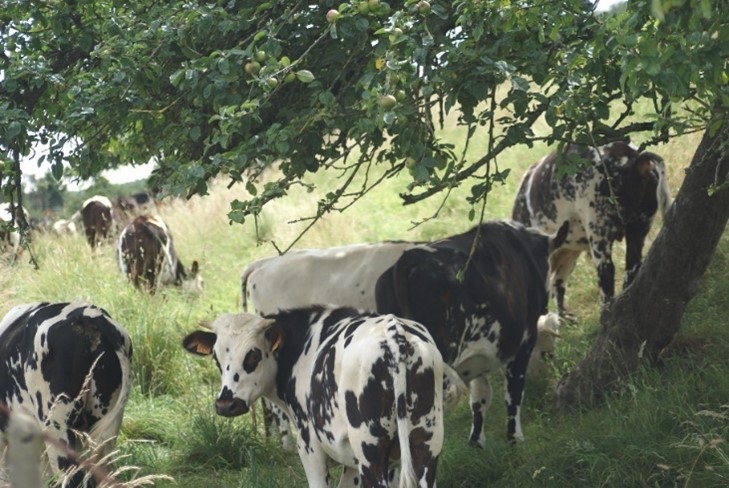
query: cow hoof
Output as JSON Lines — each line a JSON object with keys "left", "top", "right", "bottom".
{"left": 468, "top": 439, "right": 484, "bottom": 449}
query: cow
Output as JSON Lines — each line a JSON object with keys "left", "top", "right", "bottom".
{"left": 0, "top": 301, "right": 133, "bottom": 487}
{"left": 183, "top": 306, "right": 447, "bottom": 488}
{"left": 512, "top": 141, "right": 673, "bottom": 318}
{"left": 51, "top": 218, "right": 78, "bottom": 236}
{"left": 375, "top": 220, "right": 569, "bottom": 446}
{"left": 240, "top": 241, "right": 422, "bottom": 315}
{"left": 0, "top": 203, "right": 22, "bottom": 260}
{"left": 117, "top": 215, "right": 203, "bottom": 295}
{"left": 81, "top": 195, "right": 114, "bottom": 249}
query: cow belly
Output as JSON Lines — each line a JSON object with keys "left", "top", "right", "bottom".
{"left": 453, "top": 339, "right": 505, "bottom": 382}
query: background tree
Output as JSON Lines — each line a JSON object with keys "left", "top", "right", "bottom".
{"left": 1, "top": 0, "right": 727, "bottom": 405}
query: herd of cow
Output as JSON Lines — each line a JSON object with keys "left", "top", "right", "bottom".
{"left": 0, "top": 142, "right": 673, "bottom": 487}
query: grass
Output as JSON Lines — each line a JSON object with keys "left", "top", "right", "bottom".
{"left": 1, "top": 121, "right": 727, "bottom": 487}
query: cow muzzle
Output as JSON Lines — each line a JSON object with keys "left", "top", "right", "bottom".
{"left": 215, "top": 398, "right": 249, "bottom": 417}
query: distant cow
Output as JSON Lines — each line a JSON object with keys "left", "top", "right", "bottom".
{"left": 184, "top": 306, "right": 446, "bottom": 487}
{"left": 376, "top": 220, "right": 568, "bottom": 445}
{"left": 240, "top": 241, "right": 421, "bottom": 314}
{"left": 0, "top": 203, "right": 23, "bottom": 260}
{"left": 512, "top": 141, "right": 673, "bottom": 317}
{"left": 51, "top": 218, "right": 78, "bottom": 236}
{"left": 81, "top": 195, "right": 114, "bottom": 249}
{"left": 0, "top": 301, "right": 133, "bottom": 487}
{"left": 117, "top": 215, "right": 202, "bottom": 295}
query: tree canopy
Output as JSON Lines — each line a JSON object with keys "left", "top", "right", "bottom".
{"left": 2, "top": 0, "right": 727, "bottom": 224}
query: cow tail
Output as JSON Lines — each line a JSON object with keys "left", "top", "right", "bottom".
{"left": 240, "top": 264, "right": 254, "bottom": 310}
{"left": 390, "top": 319, "right": 418, "bottom": 488}
{"left": 88, "top": 338, "right": 132, "bottom": 459}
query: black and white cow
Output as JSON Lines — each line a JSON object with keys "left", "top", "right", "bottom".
{"left": 1, "top": 203, "right": 22, "bottom": 260}
{"left": 375, "top": 220, "right": 569, "bottom": 445}
{"left": 117, "top": 215, "right": 203, "bottom": 295}
{"left": 512, "top": 141, "right": 673, "bottom": 316}
{"left": 183, "top": 306, "right": 446, "bottom": 488}
{"left": 0, "top": 301, "right": 133, "bottom": 487}
{"left": 81, "top": 196, "right": 114, "bottom": 249}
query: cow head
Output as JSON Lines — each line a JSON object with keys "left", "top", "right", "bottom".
{"left": 183, "top": 312, "right": 282, "bottom": 417}
{"left": 179, "top": 260, "right": 204, "bottom": 296}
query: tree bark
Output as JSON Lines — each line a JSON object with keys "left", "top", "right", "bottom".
{"left": 555, "top": 114, "right": 729, "bottom": 410}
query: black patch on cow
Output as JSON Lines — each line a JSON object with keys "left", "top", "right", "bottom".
{"left": 243, "top": 348, "right": 262, "bottom": 374}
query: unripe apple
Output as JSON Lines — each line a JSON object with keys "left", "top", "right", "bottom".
{"left": 327, "top": 9, "right": 341, "bottom": 22}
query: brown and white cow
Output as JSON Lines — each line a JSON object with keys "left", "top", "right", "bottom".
{"left": 512, "top": 141, "right": 673, "bottom": 317}
{"left": 0, "top": 301, "right": 133, "bottom": 487}
{"left": 375, "top": 220, "right": 569, "bottom": 445}
{"left": 117, "top": 215, "right": 202, "bottom": 295}
{"left": 183, "top": 306, "right": 447, "bottom": 488}
{"left": 81, "top": 195, "right": 114, "bottom": 249}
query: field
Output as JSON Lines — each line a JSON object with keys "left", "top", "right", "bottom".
{"left": 2, "top": 127, "right": 729, "bottom": 487}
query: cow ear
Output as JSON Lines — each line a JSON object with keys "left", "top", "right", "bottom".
{"left": 264, "top": 323, "right": 283, "bottom": 353}
{"left": 633, "top": 154, "right": 656, "bottom": 177}
{"left": 183, "top": 330, "right": 216, "bottom": 356}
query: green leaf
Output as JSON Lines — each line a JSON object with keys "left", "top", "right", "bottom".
{"left": 296, "top": 70, "right": 315, "bottom": 83}
{"left": 51, "top": 161, "right": 64, "bottom": 180}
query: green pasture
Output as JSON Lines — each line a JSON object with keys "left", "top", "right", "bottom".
{"left": 2, "top": 127, "right": 728, "bottom": 487}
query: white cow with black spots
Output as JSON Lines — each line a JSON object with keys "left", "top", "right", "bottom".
{"left": 513, "top": 141, "right": 673, "bottom": 318}
{"left": 0, "top": 301, "right": 133, "bottom": 487}
{"left": 184, "top": 306, "right": 447, "bottom": 488}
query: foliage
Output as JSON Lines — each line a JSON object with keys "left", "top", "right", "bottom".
{"left": 1, "top": 0, "right": 727, "bottom": 228}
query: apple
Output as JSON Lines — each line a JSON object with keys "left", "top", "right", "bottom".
{"left": 266, "top": 77, "right": 279, "bottom": 89}
{"left": 327, "top": 9, "right": 341, "bottom": 22}
{"left": 357, "top": 1, "right": 370, "bottom": 14}
{"left": 417, "top": 0, "right": 431, "bottom": 14}
{"left": 255, "top": 50, "right": 267, "bottom": 62}
{"left": 405, "top": 157, "right": 417, "bottom": 169}
{"left": 244, "top": 61, "right": 261, "bottom": 75}
{"left": 379, "top": 94, "right": 397, "bottom": 109}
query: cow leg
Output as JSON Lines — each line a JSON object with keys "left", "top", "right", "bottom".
{"left": 41, "top": 398, "right": 86, "bottom": 485}
{"left": 467, "top": 376, "right": 492, "bottom": 447}
{"left": 297, "top": 430, "right": 330, "bottom": 487}
{"left": 548, "top": 248, "right": 581, "bottom": 320}
{"left": 588, "top": 238, "right": 615, "bottom": 305}
{"left": 504, "top": 334, "right": 536, "bottom": 442}
{"left": 623, "top": 223, "right": 650, "bottom": 289}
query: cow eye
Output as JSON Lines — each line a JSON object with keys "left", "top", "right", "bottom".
{"left": 243, "top": 348, "right": 262, "bottom": 373}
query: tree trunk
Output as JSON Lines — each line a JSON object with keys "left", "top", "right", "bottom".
{"left": 555, "top": 115, "right": 729, "bottom": 410}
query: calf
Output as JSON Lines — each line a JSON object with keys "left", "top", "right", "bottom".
{"left": 0, "top": 301, "right": 133, "bottom": 487}
{"left": 376, "top": 220, "right": 568, "bottom": 445}
{"left": 183, "top": 307, "right": 446, "bottom": 488}
{"left": 81, "top": 195, "right": 114, "bottom": 249}
{"left": 117, "top": 215, "right": 202, "bottom": 295}
{"left": 512, "top": 141, "right": 673, "bottom": 316}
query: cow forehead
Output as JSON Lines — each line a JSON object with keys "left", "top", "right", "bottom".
{"left": 211, "top": 312, "right": 272, "bottom": 353}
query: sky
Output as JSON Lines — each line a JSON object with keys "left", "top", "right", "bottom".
{"left": 19, "top": 0, "right": 624, "bottom": 188}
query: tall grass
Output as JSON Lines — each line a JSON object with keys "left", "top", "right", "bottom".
{"left": 1, "top": 123, "right": 725, "bottom": 487}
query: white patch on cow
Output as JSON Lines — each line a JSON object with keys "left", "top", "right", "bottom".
{"left": 241, "top": 241, "right": 421, "bottom": 314}
{"left": 82, "top": 195, "right": 112, "bottom": 209}
{"left": 453, "top": 321, "right": 503, "bottom": 382}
